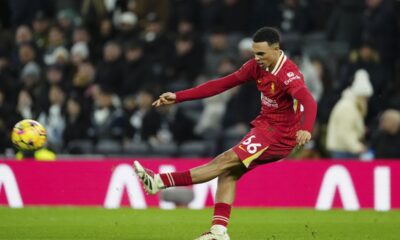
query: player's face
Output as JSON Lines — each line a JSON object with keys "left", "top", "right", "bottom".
{"left": 252, "top": 41, "right": 280, "bottom": 69}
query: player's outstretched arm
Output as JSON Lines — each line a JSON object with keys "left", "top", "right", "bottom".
{"left": 152, "top": 92, "right": 176, "bottom": 107}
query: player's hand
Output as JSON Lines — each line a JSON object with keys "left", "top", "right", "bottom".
{"left": 152, "top": 92, "right": 176, "bottom": 107}
{"left": 296, "top": 130, "right": 311, "bottom": 146}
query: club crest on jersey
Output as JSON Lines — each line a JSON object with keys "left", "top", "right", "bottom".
{"left": 257, "top": 79, "right": 262, "bottom": 84}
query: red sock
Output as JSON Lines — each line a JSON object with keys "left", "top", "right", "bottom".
{"left": 212, "top": 203, "right": 231, "bottom": 227}
{"left": 159, "top": 171, "right": 193, "bottom": 187}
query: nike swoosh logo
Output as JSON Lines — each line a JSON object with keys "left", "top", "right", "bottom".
{"left": 238, "top": 145, "right": 246, "bottom": 152}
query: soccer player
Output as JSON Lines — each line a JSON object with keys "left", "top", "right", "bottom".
{"left": 134, "top": 27, "right": 317, "bottom": 240}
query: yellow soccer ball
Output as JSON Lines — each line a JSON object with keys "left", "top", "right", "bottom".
{"left": 11, "top": 119, "right": 47, "bottom": 151}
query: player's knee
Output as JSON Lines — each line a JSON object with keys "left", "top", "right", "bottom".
{"left": 213, "top": 150, "right": 241, "bottom": 172}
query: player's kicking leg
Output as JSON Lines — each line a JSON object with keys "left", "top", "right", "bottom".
{"left": 133, "top": 161, "right": 166, "bottom": 194}
{"left": 133, "top": 149, "right": 243, "bottom": 194}
{"left": 134, "top": 150, "right": 246, "bottom": 240}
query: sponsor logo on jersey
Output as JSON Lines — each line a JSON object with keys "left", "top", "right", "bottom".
{"left": 284, "top": 74, "right": 301, "bottom": 85}
{"left": 261, "top": 94, "right": 278, "bottom": 108}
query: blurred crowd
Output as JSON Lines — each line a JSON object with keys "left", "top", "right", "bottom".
{"left": 0, "top": 0, "right": 399, "bottom": 159}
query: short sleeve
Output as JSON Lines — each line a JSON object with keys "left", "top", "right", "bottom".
{"left": 234, "top": 59, "right": 257, "bottom": 82}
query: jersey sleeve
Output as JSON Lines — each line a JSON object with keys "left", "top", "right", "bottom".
{"left": 175, "top": 60, "right": 256, "bottom": 103}
{"left": 234, "top": 59, "right": 258, "bottom": 81}
{"left": 281, "top": 69, "right": 307, "bottom": 95}
{"left": 281, "top": 69, "right": 317, "bottom": 132}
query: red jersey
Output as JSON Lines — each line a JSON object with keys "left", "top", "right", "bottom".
{"left": 175, "top": 52, "right": 317, "bottom": 145}
{"left": 235, "top": 53, "right": 306, "bottom": 136}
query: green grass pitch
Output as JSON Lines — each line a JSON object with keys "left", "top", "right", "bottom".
{"left": 0, "top": 207, "right": 399, "bottom": 240}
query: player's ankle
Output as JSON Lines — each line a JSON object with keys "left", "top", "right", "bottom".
{"left": 211, "top": 225, "right": 227, "bottom": 234}
{"left": 154, "top": 174, "right": 166, "bottom": 189}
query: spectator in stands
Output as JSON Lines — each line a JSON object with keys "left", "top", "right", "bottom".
{"left": 218, "top": 0, "right": 250, "bottom": 34}
{"left": 94, "top": 41, "right": 124, "bottom": 95}
{"left": 168, "top": 0, "right": 200, "bottom": 33}
{"left": 72, "top": 27, "right": 91, "bottom": 45}
{"left": 35, "top": 64, "right": 66, "bottom": 109}
{"left": 0, "top": 89, "right": 13, "bottom": 152}
{"left": 326, "top": 69, "right": 374, "bottom": 159}
{"left": 15, "top": 89, "right": 36, "bottom": 120}
{"left": 123, "top": 89, "right": 161, "bottom": 144}
{"left": 362, "top": 0, "right": 398, "bottom": 66}
{"left": 278, "top": 0, "right": 312, "bottom": 34}
{"left": 157, "top": 104, "right": 197, "bottom": 144}
{"left": 198, "top": 0, "right": 221, "bottom": 33}
{"left": 311, "top": 58, "right": 335, "bottom": 157}
{"left": 122, "top": 41, "right": 155, "bottom": 96}
{"left": 70, "top": 42, "right": 90, "bottom": 66}
{"left": 176, "top": 18, "right": 196, "bottom": 35}
{"left": 129, "top": 0, "right": 171, "bottom": 28}
{"left": 339, "top": 41, "right": 388, "bottom": 124}
{"left": 115, "top": 12, "right": 140, "bottom": 45}
{"left": 167, "top": 34, "right": 204, "bottom": 91}
{"left": 20, "top": 62, "right": 42, "bottom": 101}
{"left": 370, "top": 109, "right": 400, "bottom": 159}
{"left": 15, "top": 25, "right": 34, "bottom": 46}
{"left": 248, "top": 0, "right": 280, "bottom": 33}
{"left": 204, "top": 28, "right": 236, "bottom": 78}
{"left": 44, "top": 46, "right": 70, "bottom": 67}
{"left": 32, "top": 11, "right": 50, "bottom": 52}
{"left": 92, "top": 17, "right": 115, "bottom": 61}
{"left": 88, "top": 85, "right": 124, "bottom": 141}
{"left": 56, "top": 9, "right": 77, "bottom": 43}
{"left": 43, "top": 26, "right": 69, "bottom": 66}
{"left": 81, "top": 0, "right": 108, "bottom": 37}
{"left": 17, "top": 43, "right": 38, "bottom": 68}
{"left": 195, "top": 58, "right": 236, "bottom": 137}
{"left": 0, "top": 51, "right": 19, "bottom": 103}
{"left": 71, "top": 61, "right": 94, "bottom": 96}
{"left": 38, "top": 85, "right": 66, "bottom": 152}
{"left": 298, "top": 55, "right": 323, "bottom": 103}
{"left": 63, "top": 95, "right": 90, "bottom": 147}
{"left": 222, "top": 83, "right": 258, "bottom": 137}
{"left": 45, "top": 26, "right": 65, "bottom": 51}
{"left": 326, "top": 0, "right": 364, "bottom": 48}
{"left": 237, "top": 37, "right": 253, "bottom": 63}
{"left": 140, "top": 13, "right": 174, "bottom": 82}
{"left": 8, "top": 0, "right": 54, "bottom": 26}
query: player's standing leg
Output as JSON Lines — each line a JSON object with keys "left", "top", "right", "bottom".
{"left": 194, "top": 167, "right": 246, "bottom": 240}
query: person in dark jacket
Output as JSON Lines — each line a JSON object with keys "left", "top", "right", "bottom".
{"left": 122, "top": 41, "right": 156, "bottom": 97}
{"left": 94, "top": 41, "right": 124, "bottom": 95}
{"left": 123, "top": 89, "right": 161, "bottom": 143}
{"left": 371, "top": 109, "right": 400, "bottom": 159}
{"left": 63, "top": 95, "right": 90, "bottom": 146}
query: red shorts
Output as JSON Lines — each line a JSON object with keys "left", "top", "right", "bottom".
{"left": 232, "top": 127, "right": 296, "bottom": 169}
